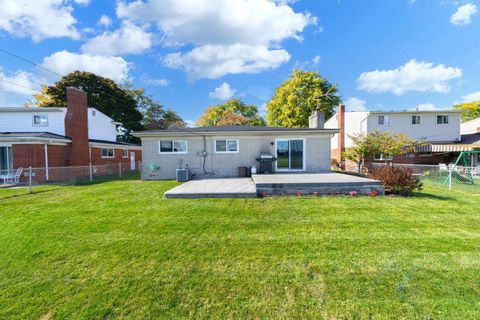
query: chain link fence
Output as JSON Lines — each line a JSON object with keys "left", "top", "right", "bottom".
{"left": 367, "top": 163, "right": 480, "bottom": 193}
{"left": 0, "top": 161, "right": 142, "bottom": 192}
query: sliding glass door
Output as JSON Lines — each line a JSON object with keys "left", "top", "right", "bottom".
{"left": 0, "top": 146, "right": 13, "bottom": 170}
{"left": 276, "top": 139, "right": 304, "bottom": 171}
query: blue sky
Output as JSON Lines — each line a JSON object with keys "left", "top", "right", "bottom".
{"left": 0, "top": 0, "right": 479, "bottom": 124}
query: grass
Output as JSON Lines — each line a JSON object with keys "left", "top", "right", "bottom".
{"left": 0, "top": 178, "right": 479, "bottom": 319}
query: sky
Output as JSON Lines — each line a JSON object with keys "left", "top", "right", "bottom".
{"left": 0, "top": 0, "right": 479, "bottom": 124}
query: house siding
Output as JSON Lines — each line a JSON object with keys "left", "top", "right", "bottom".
{"left": 141, "top": 134, "right": 331, "bottom": 180}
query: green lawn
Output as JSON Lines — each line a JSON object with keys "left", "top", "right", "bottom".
{"left": 1, "top": 179, "right": 479, "bottom": 319}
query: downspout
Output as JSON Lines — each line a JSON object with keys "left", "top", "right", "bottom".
{"left": 44, "top": 143, "right": 49, "bottom": 181}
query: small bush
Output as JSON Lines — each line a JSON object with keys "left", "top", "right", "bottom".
{"left": 369, "top": 166, "right": 423, "bottom": 196}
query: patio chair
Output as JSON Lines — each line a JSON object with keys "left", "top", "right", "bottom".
{"left": 0, "top": 168, "right": 23, "bottom": 185}
{"left": 12, "top": 167, "right": 23, "bottom": 184}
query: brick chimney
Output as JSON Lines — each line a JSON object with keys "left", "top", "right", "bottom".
{"left": 64, "top": 87, "right": 90, "bottom": 166}
{"left": 309, "top": 108, "right": 325, "bottom": 129}
{"left": 477, "top": 127, "right": 480, "bottom": 134}
{"left": 338, "top": 104, "right": 345, "bottom": 156}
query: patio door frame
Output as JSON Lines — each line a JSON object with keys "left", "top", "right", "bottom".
{"left": 0, "top": 144, "right": 13, "bottom": 171}
{"left": 275, "top": 138, "right": 306, "bottom": 172}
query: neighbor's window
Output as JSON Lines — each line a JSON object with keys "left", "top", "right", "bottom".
{"left": 374, "top": 154, "right": 393, "bottom": 161}
{"left": 437, "top": 115, "right": 449, "bottom": 125}
{"left": 411, "top": 115, "right": 421, "bottom": 125}
{"left": 159, "top": 140, "right": 188, "bottom": 153}
{"left": 33, "top": 114, "right": 48, "bottom": 126}
{"left": 377, "top": 115, "right": 390, "bottom": 125}
{"left": 215, "top": 139, "right": 239, "bottom": 153}
{"left": 122, "top": 149, "right": 129, "bottom": 158}
{"left": 101, "top": 148, "right": 114, "bottom": 158}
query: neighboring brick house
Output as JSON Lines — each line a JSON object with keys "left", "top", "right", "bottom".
{"left": 0, "top": 87, "right": 142, "bottom": 181}
{"left": 325, "top": 105, "right": 479, "bottom": 169}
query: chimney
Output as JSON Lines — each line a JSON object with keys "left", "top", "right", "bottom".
{"left": 338, "top": 104, "right": 345, "bottom": 156}
{"left": 64, "top": 87, "right": 90, "bottom": 166}
{"left": 477, "top": 127, "right": 480, "bottom": 134}
{"left": 309, "top": 108, "right": 325, "bottom": 129}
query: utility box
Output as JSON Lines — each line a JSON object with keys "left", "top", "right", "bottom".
{"left": 176, "top": 169, "right": 190, "bottom": 182}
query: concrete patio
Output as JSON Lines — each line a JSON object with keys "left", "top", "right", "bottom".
{"left": 164, "top": 173, "right": 384, "bottom": 198}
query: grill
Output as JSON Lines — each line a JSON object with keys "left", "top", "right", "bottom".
{"left": 255, "top": 153, "right": 277, "bottom": 174}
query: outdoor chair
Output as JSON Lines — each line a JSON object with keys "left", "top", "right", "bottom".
{"left": 0, "top": 167, "right": 23, "bottom": 185}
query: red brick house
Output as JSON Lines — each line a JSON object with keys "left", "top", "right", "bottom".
{"left": 0, "top": 87, "right": 142, "bottom": 182}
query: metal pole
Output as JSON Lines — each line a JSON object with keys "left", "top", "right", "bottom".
{"left": 28, "top": 166, "right": 32, "bottom": 193}
{"left": 139, "top": 161, "right": 143, "bottom": 180}
{"left": 119, "top": 162, "right": 122, "bottom": 178}
{"left": 449, "top": 167, "right": 452, "bottom": 191}
{"left": 89, "top": 163, "right": 93, "bottom": 182}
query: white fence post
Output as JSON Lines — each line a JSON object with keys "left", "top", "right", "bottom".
{"left": 28, "top": 166, "right": 32, "bottom": 193}
{"left": 119, "top": 162, "right": 122, "bottom": 178}
{"left": 89, "top": 163, "right": 93, "bottom": 182}
{"left": 448, "top": 168, "right": 453, "bottom": 191}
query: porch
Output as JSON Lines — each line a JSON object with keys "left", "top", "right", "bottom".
{"left": 163, "top": 173, "right": 384, "bottom": 198}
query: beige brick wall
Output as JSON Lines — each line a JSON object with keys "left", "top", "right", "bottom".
{"left": 141, "top": 133, "right": 331, "bottom": 180}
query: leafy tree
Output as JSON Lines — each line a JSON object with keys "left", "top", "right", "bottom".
{"left": 266, "top": 70, "right": 341, "bottom": 128}
{"left": 34, "top": 71, "right": 143, "bottom": 142}
{"left": 454, "top": 101, "right": 480, "bottom": 122}
{"left": 196, "top": 98, "right": 265, "bottom": 127}
{"left": 343, "top": 131, "right": 417, "bottom": 173}
{"left": 124, "top": 86, "right": 186, "bottom": 130}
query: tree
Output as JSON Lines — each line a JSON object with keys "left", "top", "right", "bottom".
{"left": 454, "top": 101, "right": 480, "bottom": 122}
{"left": 196, "top": 98, "right": 265, "bottom": 127}
{"left": 343, "top": 131, "right": 417, "bottom": 173}
{"left": 266, "top": 70, "right": 341, "bottom": 128}
{"left": 124, "top": 86, "right": 186, "bottom": 130}
{"left": 34, "top": 71, "right": 143, "bottom": 142}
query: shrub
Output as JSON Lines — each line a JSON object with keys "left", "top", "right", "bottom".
{"left": 369, "top": 166, "right": 423, "bottom": 196}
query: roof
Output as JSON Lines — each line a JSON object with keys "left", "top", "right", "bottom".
{"left": 368, "top": 110, "right": 461, "bottom": 114}
{"left": 0, "top": 132, "right": 71, "bottom": 141}
{"left": 460, "top": 133, "right": 480, "bottom": 145}
{"left": 134, "top": 125, "right": 339, "bottom": 137}
{"left": 0, "top": 107, "right": 64, "bottom": 112}
{"left": 89, "top": 139, "right": 141, "bottom": 148}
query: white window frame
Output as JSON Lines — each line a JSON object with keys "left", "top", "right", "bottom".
{"left": 101, "top": 148, "right": 115, "bottom": 158}
{"left": 374, "top": 154, "right": 393, "bottom": 161}
{"left": 411, "top": 115, "right": 421, "bottom": 126}
{"left": 122, "top": 149, "right": 129, "bottom": 158}
{"left": 32, "top": 114, "right": 48, "bottom": 127}
{"left": 436, "top": 115, "right": 449, "bottom": 125}
{"left": 377, "top": 115, "right": 391, "bottom": 126}
{"left": 214, "top": 139, "right": 239, "bottom": 154}
{"left": 158, "top": 140, "right": 188, "bottom": 154}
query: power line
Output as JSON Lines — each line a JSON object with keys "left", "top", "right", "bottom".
{"left": 0, "top": 78, "right": 38, "bottom": 93}
{"left": 0, "top": 48, "right": 63, "bottom": 77}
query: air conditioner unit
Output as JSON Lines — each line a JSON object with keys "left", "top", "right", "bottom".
{"left": 176, "top": 168, "right": 190, "bottom": 182}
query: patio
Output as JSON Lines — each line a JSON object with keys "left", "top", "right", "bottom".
{"left": 164, "top": 173, "right": 384, "bottom": 198}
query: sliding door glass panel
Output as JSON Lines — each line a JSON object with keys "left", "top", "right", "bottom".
{"left": 276, "top": 140, "right": 289, "bottom": 169}
{"left": 290, "top": 140, "right": 304, "bottom": 170}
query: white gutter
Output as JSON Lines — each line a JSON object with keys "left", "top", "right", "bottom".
{"left": 44, "top": 144, "right": 49, "bottom": 181}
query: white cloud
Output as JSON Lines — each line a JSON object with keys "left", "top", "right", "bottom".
{"left": 98, "top": 15, "right": 112, "bottom": 27}
{"left": 209, "top": 83, "right": 236, "bottom": 100}
{"left": 461, "top": 91, "right": 480, "bottom": 103}
{"left": 450, "top": 3, "right": 477, "bottom": 26}
{"left": 410, "top": 103, "right": 450, "bottom": 111}
{"left": 164, "top": 44, "right": 290, "bottom": 79}
{"left": 74, "top": 0, "right": 90, "bottom": 5}
{"left": 0, "top": 0, "right": 80, "bottom": 42}
{"left": 117, "top": 0, "right": 314, "bottom": 79}
{"left": 41, "top": 51, "right": 130, "bottom": 83}
{"left": 143, "top": 78, "right": 169, "bottom": 87}
{"left": 313, "top": 55, "right": 321, "bottom": 65}
{"left": 0, "top": 69, "right": 44, "bottom": 96}
{"left": 345, "top": 97, "right": 368, "bottom": 111}
{"left": 357, "top": 59, "right": 462, "bottom": 95}
{"left": 81, "top": 21, "right": 153, "bottom": 55}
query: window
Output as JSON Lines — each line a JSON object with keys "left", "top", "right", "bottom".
{"left": 411, "top": 115, "right": 421, "bottom": 125}
{"left": 374, "top": 154, "right": 393, "bottom": 161}
{"left": 377, "top": 115, "right": 390, "bottom": 125}
{"left": 215, "top": 139, "right": 239, "bottom": 153}
{"left": 159, "top": 140, "right": 187, "bottom": 154}
{"left": 0, "top": 146, "right": 13, "bottom": 170}
{"left": 122, "top": 149, "right": 129, "bottom": 158}
{"left": 437, "top": 115, "right": 449, "bottom": 125}
{"left": 101, "top": 148, "right": 114, "bottom": 158}
{"left": 32, "top": 114, "right": 48, "bottom": 126}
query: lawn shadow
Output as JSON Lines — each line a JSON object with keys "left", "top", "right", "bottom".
{"left": 0, "top": 187, "right": 63, "bottom": 201}
{"left": 413, "top": 192, "right": 453, "bottom": 201}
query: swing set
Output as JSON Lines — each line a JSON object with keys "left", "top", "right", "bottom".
{"left": 444, "top": 150, "right": 480, "bottom": 186}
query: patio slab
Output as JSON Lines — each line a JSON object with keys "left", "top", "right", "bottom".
{"left": 164, "top": 178, "right": 257, "bottom": 199}
{"left": 252, "top": 173, "right": 384, "bottom": 196}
